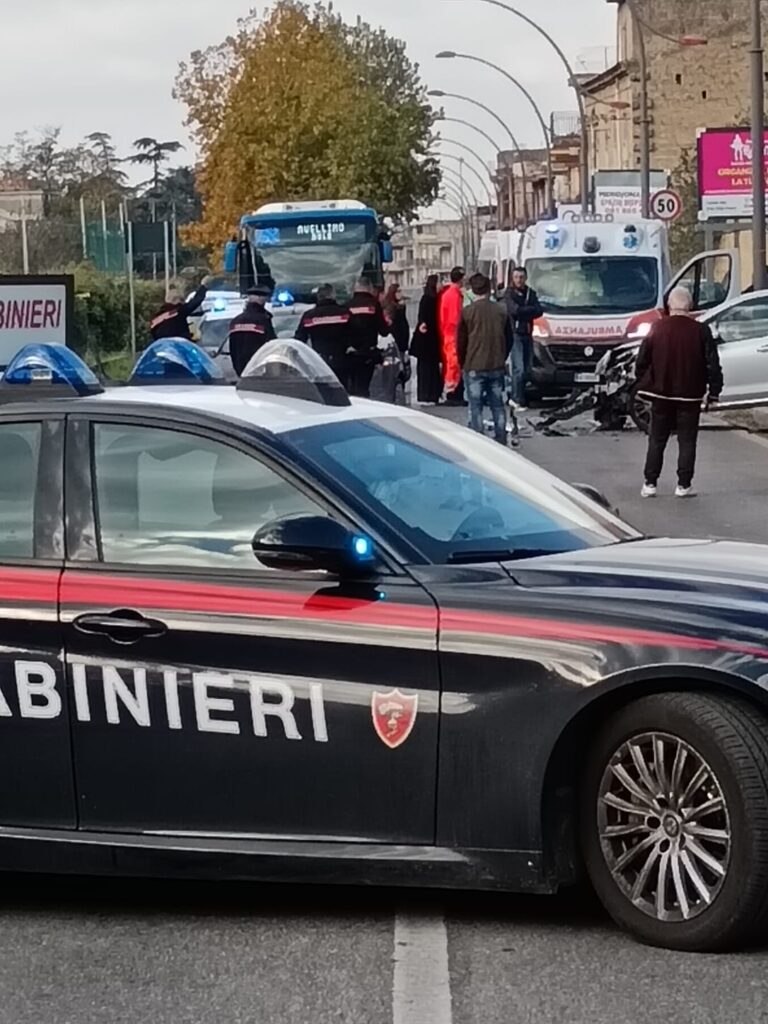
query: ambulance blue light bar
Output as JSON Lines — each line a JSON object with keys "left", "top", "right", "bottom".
{"left": 0, "top": 345, "right": 103, "bottom": 399}
{"left": 129, "top": 340, "right": 225, "bottom": 386}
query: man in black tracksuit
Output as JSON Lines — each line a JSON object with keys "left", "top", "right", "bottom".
{"left": 295, "top": 284, "right": 351, "bottom": 381}
{"left": 344, "top": 278, "right": 390, "bottom": 397}
{"left": 149, "top": 275, "right": 212, "bottom": 341}
{"left": 504, "top": 266, "right": 543, "bottom": 410}
{"left": 228, "top": 285, "right": 277, "bottom": 377}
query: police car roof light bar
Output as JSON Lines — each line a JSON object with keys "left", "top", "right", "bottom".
{"left": 237, "top": 339, "right": 351, "bottom": 407}
{"left": 129, "top": 340, "right": 226, "bottom": 386}
{"left": 0, "top": 345, "right": 104, "bottom": 401}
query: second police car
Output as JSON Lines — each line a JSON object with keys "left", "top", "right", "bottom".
{"left": 2, "top": 339, "right": 768, "bottom": 953}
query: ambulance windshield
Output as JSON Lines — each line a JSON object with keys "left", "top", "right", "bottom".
{"left": 526, "top": 256, "right": 659, "bottom": 316}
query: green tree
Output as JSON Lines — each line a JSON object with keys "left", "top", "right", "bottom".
{"left": 129, "top": 138, "right": 184, "bottom": 192}
{"left": 174, "top": 0, "right": 439, "bottom": 251}
{"left": 669, "top": 146, "right": 700, "bottom": 271}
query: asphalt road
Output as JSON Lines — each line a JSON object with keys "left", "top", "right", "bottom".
{"left": 5, "top": 413, "right": 768, "bottom": 1024}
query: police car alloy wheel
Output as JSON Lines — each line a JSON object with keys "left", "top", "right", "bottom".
{"left": 581, "top": 693, "right": 768, "bottom": 951}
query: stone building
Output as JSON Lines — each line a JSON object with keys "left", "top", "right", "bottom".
{"left": 388, "top": 219, "right": 467, "bottom": 290}
{"left": 584, "top": 0, "right": 754, "bottom": 178}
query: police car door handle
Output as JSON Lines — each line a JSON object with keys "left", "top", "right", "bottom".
{"left": 73, "top": 610, "right": 168, "bottom": 643}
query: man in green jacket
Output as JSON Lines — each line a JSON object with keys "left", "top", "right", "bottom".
{"left": 457, "top": 273, "right": 515, "bottom": 445}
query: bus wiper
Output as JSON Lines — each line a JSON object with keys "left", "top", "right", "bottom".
{"left": 447, "top": 548, "right": 555, "bottom": 565}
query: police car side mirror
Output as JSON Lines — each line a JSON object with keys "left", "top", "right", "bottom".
{"left": 252, "top": 515, "right": 377, "bottom": 577}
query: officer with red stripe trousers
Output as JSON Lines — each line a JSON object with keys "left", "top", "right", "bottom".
{"left": 344, "top": 276, "right": 390, "bottom": 397}
{"left": 149, "top": 275, "right": 212, "bottom": 341}
{"left": 295, "top": 284, "right": 351, "bottom": 382}
{"left": 228, "top": 285, "right": 277, "bottom": 377}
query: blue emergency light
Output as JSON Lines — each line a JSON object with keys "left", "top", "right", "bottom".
{"left": 544, "top": 223, "right": 563, "bottom": 251}
{"left": 352, "top": 535, "right": 374, "bottom": 560}
{"left": 272, "top": 289, "right": 295, "bottom": 308}
{"left": 129, "top": 339, "right": 225, "bottom": 386}
{"left": 212, "top": 298, "right": 228, "bottom": 312}
{"left": 0, "top": 345, "right": 103, "bottom": 399}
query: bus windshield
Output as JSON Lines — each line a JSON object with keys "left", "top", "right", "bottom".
{"left": 250, "top": 241, "right": 381, "bottom": 303}
{"left": 526, "top": 256, "right": 659, "bottom": 316}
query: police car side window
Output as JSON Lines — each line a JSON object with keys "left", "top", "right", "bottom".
{"left": 93, "top": 425, "right": 326, "bottom": 570}
{"left": 0, "top": 423, "right": 40, "bottom": 560}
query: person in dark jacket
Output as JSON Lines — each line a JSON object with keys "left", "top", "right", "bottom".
{"left": 345, "top": 277, "right": 390, "bottom": 398}
{"left": 504, "top": 266, "right": 543, "bottom": 410}
{"left": 458, "top": 273, "right": 515, "bottom": 445}
{"left": 227, "top": 285, "right": 277, "bottom": 377}
{"left": 410, "top": 275, "right": 442, "bottom": 404}
{"left": 381, "top": 283, "right": 410, "bottom": 354}
{"left": 149, "top": 275, "right": 212, "bottom": 341}
{"left": 636, "top": 285, "right": 724, "bottom": 499}
{"left": 295, "top": 284, "right": 350, "bottom": 380}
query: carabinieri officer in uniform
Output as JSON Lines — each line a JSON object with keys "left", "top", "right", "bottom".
{"left": 228, "top": 285, "right": 277, "bottom": 377}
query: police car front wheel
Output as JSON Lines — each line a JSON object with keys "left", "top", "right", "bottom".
{"left": 581, "top": 692, "right": 768, "bottom": 951}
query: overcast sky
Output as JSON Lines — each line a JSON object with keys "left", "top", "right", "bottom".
{"left": 1, "top": 0, "right": 614, "bottom": 217}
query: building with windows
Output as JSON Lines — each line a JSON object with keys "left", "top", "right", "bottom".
{"left": 388, "top": 220, "right": 467, "bottom": 290}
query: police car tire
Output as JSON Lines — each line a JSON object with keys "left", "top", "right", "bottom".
{"left": 580, "top": 692, "right": 768, "bottom": 952}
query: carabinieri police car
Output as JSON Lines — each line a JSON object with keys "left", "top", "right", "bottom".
{"left": 2, "top": 338, "right": 768, "bottom": 953}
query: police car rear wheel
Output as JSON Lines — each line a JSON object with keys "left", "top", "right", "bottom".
{"left": 581, "top": 692, "right": 768, "bottom": 951}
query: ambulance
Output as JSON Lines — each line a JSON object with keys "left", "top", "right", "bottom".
{"left": 515, "top": 216, "right": 741, "bottom": 396}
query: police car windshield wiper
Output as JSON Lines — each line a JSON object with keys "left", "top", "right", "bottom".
{"left": 447, "top": 548, "right": 556, "bottom": 565}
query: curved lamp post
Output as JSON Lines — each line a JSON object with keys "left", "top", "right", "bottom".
{"left": 439, "top": 137, "right": 497, "bottom": 200}
{"left": 440, "top": 150, "right": 495, "bottom": 210}
{"left": 437, "top": 50, "right": 555, "bottom": 216}
{"left": 436, "top": 116, "right": 506, "bottom": 212}
{"left": 441, "top": 162, "right": 482, "bottom": 261}
{"left": 476, "top": 0, "right": 589, "bottom": 212}
{"left": 429, "top": 89, "right": 531, "bottom": 223}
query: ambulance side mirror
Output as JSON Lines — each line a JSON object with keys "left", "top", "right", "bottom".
{"left": 252, "top": 515, "right": 377, "bottom": 576}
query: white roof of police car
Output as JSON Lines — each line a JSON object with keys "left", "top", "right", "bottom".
{"left": 89, "top": 385, "right": 422, "bottom": 435}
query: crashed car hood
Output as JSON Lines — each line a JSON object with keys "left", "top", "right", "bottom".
{"left": 508, "top": 538, "right": 768, "bottom": 595}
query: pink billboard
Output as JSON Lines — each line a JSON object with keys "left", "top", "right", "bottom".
{"left": 698, "top": 127, "right": 768, "bottom": 220}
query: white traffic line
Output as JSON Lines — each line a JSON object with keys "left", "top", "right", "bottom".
{"left": 393, "top": 912, "right": 453, "bottom": 1024}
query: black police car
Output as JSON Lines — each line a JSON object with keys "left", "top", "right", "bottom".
{"left": 1, "top": 338, "right": 768, "bottom": 953}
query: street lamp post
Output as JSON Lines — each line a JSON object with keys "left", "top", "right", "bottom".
{"left": 437, "top": 51, "right": 555, "bottom": 216}
{"left": 476, "top": 0, "right": 590, "bottom": 213}
{"left": 429, "top": 89, "right": 531, "bottom": 223}
{"left": 439, "top": 186, "right": 473, "bottom": 264}
{"left": 441, "top": 161, "right": 482, "bottom": 261}
{"left": 751, "top": 0, "right": 767, "bottom": 291}
{"left": 440, "top": 148, "right": 496, "bottom": 212}
{"left": 436, "top": 116, "right": 506, "bottom": 214}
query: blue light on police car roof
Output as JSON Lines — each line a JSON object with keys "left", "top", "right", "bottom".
{"left": 273, "top": 289, "right": 295, "bottom": 307}
{"left": 129, "top": 339, "right": 225, "bottom": 385}
{"left": 213, "top": 297, "right": 228, "bottom": 312}
{"left": 2, "top": 345, "right": 102, "bottom": 395}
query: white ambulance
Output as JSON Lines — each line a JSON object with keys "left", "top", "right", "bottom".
{"left": 516, "top": 215, "right": 740, "bottom": 396}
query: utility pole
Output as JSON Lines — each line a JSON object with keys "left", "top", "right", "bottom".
{"left": 751, "top": 0, "right": 767, "bottom": 290}
{"left": 628, "top": 1, "right": 652, "bottom": 219}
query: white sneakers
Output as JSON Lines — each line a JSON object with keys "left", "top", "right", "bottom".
{"left": 641, "top": 483, "right": 696, "bottom": 498}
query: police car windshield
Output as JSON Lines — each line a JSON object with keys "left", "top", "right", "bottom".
{"left": 251, "top": 242, "right": 379, "bottom": 303}
{"left": 526, "top": 256, "right": 659, "bottom": 316}
{"left": 285, "top": 416, "right": 639, "bottom": 564}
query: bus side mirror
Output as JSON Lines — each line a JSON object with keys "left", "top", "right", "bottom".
{"left": 380, "top": 240, "right": 393, "bottom": 264}
{"left": 223, "top": 241, "right": 238, "bottom": 274}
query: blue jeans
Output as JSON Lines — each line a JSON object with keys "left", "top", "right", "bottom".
{"left": 510, "top": 334, "right": 533, "bottom": 406}
{"left": 465, "top": 369, "right": 507, "bottom": 444}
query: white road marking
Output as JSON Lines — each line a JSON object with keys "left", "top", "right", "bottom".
{"left": 393, "top": 912, "right": 453, "bottom": 1024}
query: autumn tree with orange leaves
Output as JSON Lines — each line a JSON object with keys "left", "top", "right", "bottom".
{"left": 175, "top": 1, "right": 440, "bottom": 252}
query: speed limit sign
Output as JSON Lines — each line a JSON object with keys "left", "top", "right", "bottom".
{"left": 651, "top": 189, "right": 683, "bottom": 221}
